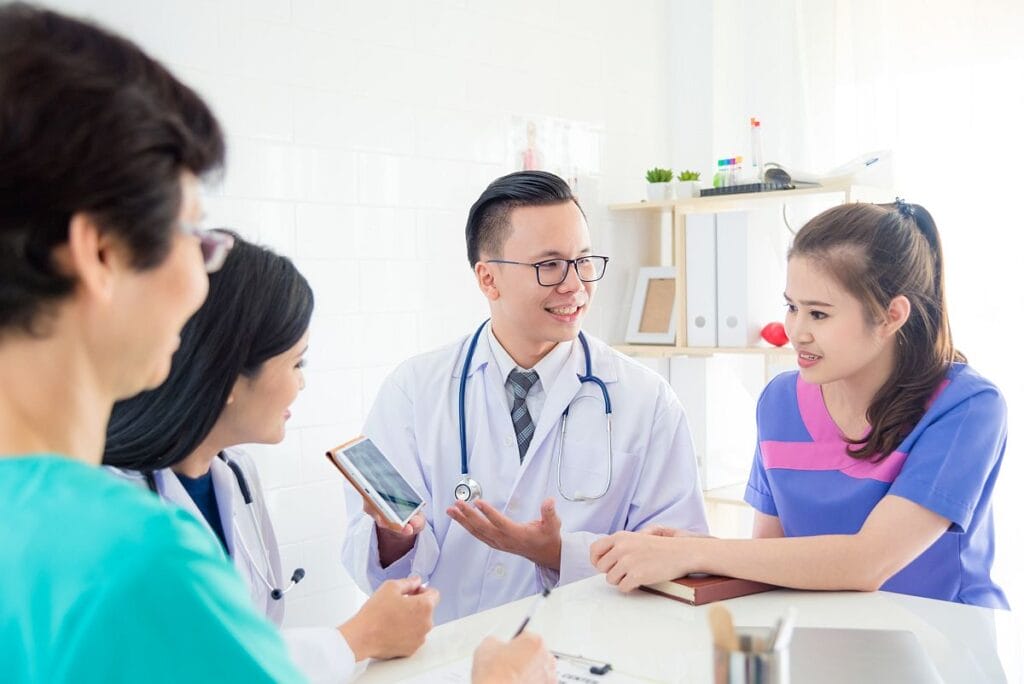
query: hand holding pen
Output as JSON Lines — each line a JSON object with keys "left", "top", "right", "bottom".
{"left": 470, "top": 588, "right": 556, "bottom": 683}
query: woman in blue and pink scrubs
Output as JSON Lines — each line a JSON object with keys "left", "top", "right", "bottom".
{"left": 591, "top": 200, "right": 1008, "bottom": 610}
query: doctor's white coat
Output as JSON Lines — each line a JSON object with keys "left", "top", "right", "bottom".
{"left": 342, "top": 330, "right": 708, "bottom": 624}
{"left": 108, "top": 449, "right": 364, "bottom": 683}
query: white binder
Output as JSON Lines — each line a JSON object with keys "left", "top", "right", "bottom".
{"left": 715, "top": 212, "right": 749, "bottom": 347}
{"left": 715, "top": 210, "right": 785, "bottom": 347}
{"left": 684, "top": 214, "right": 717, "bottom": 347}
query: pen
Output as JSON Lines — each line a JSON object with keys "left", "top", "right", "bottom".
{"left": 767, "top": 607, "right": 796, "bottom": 652}
{"left": 512, "top": 588, "right": 550, "bottom": 637}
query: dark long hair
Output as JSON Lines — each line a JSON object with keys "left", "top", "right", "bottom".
{"left": 790, "top": 201, "right": 963, "bottom": 460}
{"left": 103, "top": 231, "right": 313, "bottom": 471}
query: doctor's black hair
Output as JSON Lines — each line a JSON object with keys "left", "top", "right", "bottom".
{"left": 465, "top": 170, "right": 585, "bottom": 267}
{"left": 0, "top": 3, "right": 224, "bottom": 336}
{"left": 103, "top": 231, "right": 313, "bottom": 472}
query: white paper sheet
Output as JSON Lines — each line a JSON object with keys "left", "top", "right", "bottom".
{"left": 397, "top": 653, "right": 656, "bottom": 683}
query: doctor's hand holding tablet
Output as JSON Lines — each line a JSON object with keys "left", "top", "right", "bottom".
{"left": 328, "top": 437, "right": 556, "bottom": 682}
{"left": 331, "top": 431, "right": 565, "bottom": 574}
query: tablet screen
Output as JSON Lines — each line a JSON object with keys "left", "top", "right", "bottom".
{"left": 342, "top": 439, "right": 423, "bottom": 521}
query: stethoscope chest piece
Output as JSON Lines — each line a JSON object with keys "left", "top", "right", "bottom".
{"left": 453, "top": 475, "right": 482, "bottom": 503}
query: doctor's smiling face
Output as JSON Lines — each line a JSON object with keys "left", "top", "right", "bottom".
{"left": 478, "top": 200, "right": 595, "bottom": 366}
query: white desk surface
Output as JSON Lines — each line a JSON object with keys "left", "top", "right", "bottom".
{"left": 359, "top": 575, "right": 1022, "bottom": 683}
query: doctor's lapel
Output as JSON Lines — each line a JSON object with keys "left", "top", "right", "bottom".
{"left": 522, "top": 336, "right": 619, "bottom": 472}
{"left": 453, "top": 339, "right": 523, "bottom": 506}
{"left": 210, "top": 457, "right": 241, "bottom": 558}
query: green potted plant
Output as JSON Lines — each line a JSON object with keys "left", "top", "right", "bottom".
{"left": 675, "top": 170, "right": 702, "bottom": 199}
{"left": 645, "top": 167, "right": 674, "bottom": 201}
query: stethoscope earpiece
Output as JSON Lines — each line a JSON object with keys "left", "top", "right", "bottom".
{"left": 269, "top": 568, "right": 306, "bottom": 600}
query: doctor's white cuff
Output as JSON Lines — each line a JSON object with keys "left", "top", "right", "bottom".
{"left": 541, "top": 530, "right": 602, "bottom": 589}
{"left": 365, "top": 522, "right": 440, "bottom": 588}
{"left": 284, "top": 626, "right": 364, "bottom": 684}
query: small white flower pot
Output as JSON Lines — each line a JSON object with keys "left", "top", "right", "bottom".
{"left": 646, "top": 182, "right": 673, "bottom": 202}
{"left": 674, "top": 180, "right": 701, "bottom": 198}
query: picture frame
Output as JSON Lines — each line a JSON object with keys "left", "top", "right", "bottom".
{"left": 625, "top": 266, "right": 677, "bottom": 344}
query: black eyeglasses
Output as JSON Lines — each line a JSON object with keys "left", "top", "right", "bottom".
{"left": 485, "top": 255, "right": 609, "bottom": 287}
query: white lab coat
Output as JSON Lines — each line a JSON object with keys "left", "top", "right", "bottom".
{"left": 107, "top": 448, "right": 364, "bottom": 683}
{"left": 343, "top": 329, "right": 708, "bottom": 624}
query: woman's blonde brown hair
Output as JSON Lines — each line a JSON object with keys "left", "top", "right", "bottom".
{"left": 790, "top": 200, "right": 964, "bottom": 459}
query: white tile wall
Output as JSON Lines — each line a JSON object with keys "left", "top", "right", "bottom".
{"left": 52, "top": 0, "right": 674, "bottom": 627}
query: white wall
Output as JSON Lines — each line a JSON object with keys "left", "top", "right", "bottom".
{"left": 51, "top": 0, "right": 675, "bottom": 627}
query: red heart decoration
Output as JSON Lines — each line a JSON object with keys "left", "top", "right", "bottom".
{"left": 760, "top": 322, "right": 789, "bottom": 347}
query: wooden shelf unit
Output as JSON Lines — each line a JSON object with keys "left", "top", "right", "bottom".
{"left": 609, "top": 181, "right": 873, "bottom": 214}
{"left": 611, "top": 181, "right": 882, "bottom": 349}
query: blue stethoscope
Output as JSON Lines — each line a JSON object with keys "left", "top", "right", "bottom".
{"left": 454, "top": 320, "right": 613, "bottom": 504}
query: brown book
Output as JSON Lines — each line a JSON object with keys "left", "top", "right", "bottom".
{"left": 641, "top": 574, "right": 778, "bottom": 606}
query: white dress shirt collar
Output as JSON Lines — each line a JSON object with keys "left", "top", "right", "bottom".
{"left": 486, "top": 322, "right": 573, "bottom": 392}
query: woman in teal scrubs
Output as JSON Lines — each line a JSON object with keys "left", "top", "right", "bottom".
{"left": 0, "top": 7, "right": 302, "bottom": 682}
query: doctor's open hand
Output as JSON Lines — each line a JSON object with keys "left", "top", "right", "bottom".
{"left": 471, "top": 633, "right": 556, "bottom": 683}
{"left": 447, "top": 497, "right": 562, "bottom": 570}
{"left": 338, "top": 576, "right": 439, "bottom": 661}
{"left": 590, "top": 531, "right": 696, "bottom": 593}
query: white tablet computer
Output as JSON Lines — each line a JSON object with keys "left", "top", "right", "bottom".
{"left": 326, "top": 436, "right": 425, "bottom": 531}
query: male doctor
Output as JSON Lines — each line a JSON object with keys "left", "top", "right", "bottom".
{"left": 343, "top": 171, "right": 708, "bottom": 623}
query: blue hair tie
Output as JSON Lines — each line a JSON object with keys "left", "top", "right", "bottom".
{"left": 894, "top": 197, "right": 916, "bottom": 219}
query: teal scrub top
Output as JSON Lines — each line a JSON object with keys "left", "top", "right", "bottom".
{"left": 0, "top": 455, "right": 306, "bottom": 683}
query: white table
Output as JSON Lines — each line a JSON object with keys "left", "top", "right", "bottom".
{"left": 359, "top": 575, "right": 1022, "bottom": 683}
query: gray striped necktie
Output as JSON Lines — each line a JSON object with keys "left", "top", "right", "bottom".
{"left": 507, "top": 369, "right": 540, "bottom": 462}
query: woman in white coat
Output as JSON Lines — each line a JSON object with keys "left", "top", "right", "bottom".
{"left": 102, "top": 232, "right": 439, "bottom": 682}
{"left": 103, "top": 231, "right": 554, "bottom": 683}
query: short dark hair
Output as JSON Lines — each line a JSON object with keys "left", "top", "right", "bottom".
{"left": 464, "top": 171, "right": 584, "bottom": 267}
{"left": 0, "top": 3, "right": 225, "bottom": 335}
{"left": 103, "top": 232, "right": 314, "bottom": 472}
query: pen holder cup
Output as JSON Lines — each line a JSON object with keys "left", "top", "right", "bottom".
{"left": 713, "top": 631, "right": 789, "bottom": 684}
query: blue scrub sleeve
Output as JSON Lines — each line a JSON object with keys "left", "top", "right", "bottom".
{"left": 54, "top": 508, "right": 306, "bottom": 683}
{"left": 888, "top": 388, "right": 1007, "bottom": 534}
{"left": 744, "top": 441, "right": 778, "bottom": 516}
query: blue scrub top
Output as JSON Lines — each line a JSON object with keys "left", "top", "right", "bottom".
{"left": 0, "top": 455, "right": 306, "bottom": 683}
{"left": 746, "top": 363, "right": 1008, "bottom": 609}
{"left": 176, "top": 469, "right": 229, "bottom": 553}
